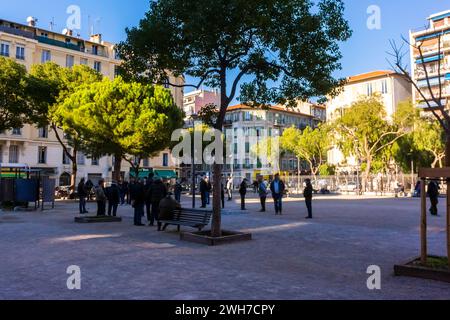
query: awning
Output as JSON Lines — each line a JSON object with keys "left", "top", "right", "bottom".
{"left": 129, "top": 169, "right": 153, "bottom": 179}
{"left": 154, "top": 170, "right": 178, "bottom": 179}
{"left": 417, "top": 76, "right": 446, "bottom": 87}
{"left": 446, "top": 73, "right": 450, "bottom": 81}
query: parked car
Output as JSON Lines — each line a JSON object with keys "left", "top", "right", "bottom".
{"left": 338, "top": 182, "right": 358, "bottom": 193}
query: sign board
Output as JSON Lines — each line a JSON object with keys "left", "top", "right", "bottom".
{"left": 15, "top": 179, "right": 39, "bottom": 202}
{"left": 42, "top": 178, "right": 56, "bottom": 202}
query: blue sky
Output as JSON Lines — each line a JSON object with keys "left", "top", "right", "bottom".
{"left": 1, "top": 0, "right": 449, "bottom": 101}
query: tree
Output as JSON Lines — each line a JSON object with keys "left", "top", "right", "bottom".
{"left": 118, "top": 0, "right": 352, "bottom": 237}
{"left": 60, "top": 77, "right": 184, "bottom": 181}
{"left": 0, "top": 57, "right": 30, "bottom": 132}
{"left": 29, "top": 63, "right": 103, "bottom": 188}
{"left": 413, "top": 118, "right": 446, "bottom": 169}
{"left": 332, "top": 96, "right": 413, "bottom": 191}
{"left": 280, "top": 125, "right": 331, "bottom": 178}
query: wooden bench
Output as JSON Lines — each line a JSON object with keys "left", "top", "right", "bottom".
{"left": 159, "top": 208, "right": 212, "bottom": 232}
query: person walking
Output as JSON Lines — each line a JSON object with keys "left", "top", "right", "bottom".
{"left": 118, "top": 180, "right": 126, "bottom": 205}
{"left": 304, "top": 179, "right": 314, "bottom": 219}
{"left": 132, "top": 180, "right": 146, "bottom": 226}
{"left": 107, "top": 181, "right": 121, "bottom": 217}
{"left": 77, "top": 178, "right": 88, "bottom": 214}
{"left": 257, "top": 175, "right": 268, "bottom": 212}
{"left": 239, "top": 178, "right": 248, "bottom": 210}
{"left": 205, "top": 177, "right": 212, "bottom": 205}
{"left": 428, "top": 180, "right": 440, "bottom": 216}
{"left": 221, "top": 182, "right": 225, "bottom": 209}
{"left": 270, "top": 174, "right": 286, "bottom": 215}
{"left": 149, "top": 177, "right": 168, "bottom": 230}
{"left": 226, "top": 176, "right": 233, "bottom": 201}
{"left": 94, "top": 180, "right": 107, "bottom": 216}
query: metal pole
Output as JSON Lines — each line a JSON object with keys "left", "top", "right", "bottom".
{"left": 192, "top": 138, "right": 196, "bottom": 209}
{"left": 420, "top": 178, "right": 427, "bottom": 265}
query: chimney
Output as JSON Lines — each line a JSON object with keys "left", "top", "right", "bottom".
{"left": 62, "top": 28, "right": 73, "bottom": 36}
{"left": 26, "top": 16, "right": 37, "bottom": 27}
{"left": 89, "top": 34, "right": 102, "bottom": 44}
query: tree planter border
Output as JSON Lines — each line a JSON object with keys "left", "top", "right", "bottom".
{"left": 394, "top": 256, "right": 450, "bottom": 283}
{"left": 74, "top": 216, "right": 122, "bottom": 223}
{"left": 180, "top": 230, "right": 252, "bottom": 246}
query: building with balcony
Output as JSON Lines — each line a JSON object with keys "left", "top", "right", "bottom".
{"left": 220, "top": 103, "right": 325, "bottom": 183}
{"left": 326, "top": 70, "right": 412, "bottom": 169}
{"left": 410, "top": 10, "right": 450, "bottom": 109}
{"left": 0, "top": 16, "right": 184, "bottom": 185}
{"left": 183, "top": 89, "right": 221, "bottom": 119}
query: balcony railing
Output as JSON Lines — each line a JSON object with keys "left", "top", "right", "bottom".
{"left": 37, "top": 36, "right": 83, "bottom": 52}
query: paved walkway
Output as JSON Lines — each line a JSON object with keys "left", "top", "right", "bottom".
{"left": 0, "top": 194, "right": 449, "bottom": 300}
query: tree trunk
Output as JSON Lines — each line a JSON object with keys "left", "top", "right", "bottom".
{"left": 70, "top": 148, "right": 78, "bottom": 193}
{"left": 211, "top": 163, "right": 223, "bottom": 237}
{"left": 445, "top": 134, "right": 450, "bottom": 268}
{"left": 113, "top": 154, "right": 122, "bottom": 182}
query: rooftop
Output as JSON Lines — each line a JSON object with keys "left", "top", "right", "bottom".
{"left": 226, "top": 104, "right": 317, "bottom": 118}
{"left": 347, "top": 70, "right": 397, "bottom": 84}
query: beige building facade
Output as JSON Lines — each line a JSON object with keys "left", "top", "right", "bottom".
{"left": 0, "top": 17, "right": 183, "bottom": 185}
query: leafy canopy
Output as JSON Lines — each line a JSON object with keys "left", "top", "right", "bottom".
{"left": 59, "top": 77, "right": 185, "bottom": 160}
{"left": 118, "top": 0, "right": 352, "bottom": 113}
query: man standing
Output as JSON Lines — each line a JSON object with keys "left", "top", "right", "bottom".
{"left": 257, "top": 175, "right": 268, "bottom": 212}
{"left": 428, "top": 180, "right": 440, "bottom": 216}
{"left": 304, "top": 179, "right": 314, "bottom": 219}
{"left": 94, "top": 180, "right": 107, "bottom": 216}
{"left": 144, "top": 173, "right": 155, "bottom": 225}
{"left": 107, "top": 181, "right": 121, "bottom": 217}
{"left": 200, "top": 176, "right": 208, "bottom": 208}
{"left": 149, "top": 177, "right": 168, "bottom": 230}
{"left": 205, "top": 177, "right": 212, "bottom": 205}
{"left": 132, "top": 180, "right": 145, "bottom": 226}
{"left": 77, "top": 178, "right": 88, "bottom": 214}
{"left": 239, "top": 178, "right": 248, "bottom": 211}
{"left": 270, "top": 174, "right": 286, "bottom": 215}
{"left": 226, "top": 175, "right": 233, "bottom": 201}
{"left": 174, "top": 178, "right": 183, "bottom": 203}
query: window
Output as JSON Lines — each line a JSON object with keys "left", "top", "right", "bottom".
{"left": 66, "top": 55, "right": 74, "bottom": 68}
{"left": 77, "top": 152, "right": 85, "bottom": 165}
{"left": 16, "top": 45, "right": 25, "bottom": 60}
{"left": 163, "top": 153, "right": 169, "bottom": 167}
{"left": 41, "top": 50, "right": 51, "bottom": 63}
{"left": 9, "top": 145, "right": 19, "bottom": 163}
{"left": 0, "top": 42, "right": 10, "bottom": 57}
{"left": 0, "top": 145, "right": 2, "bottom": 163}
{"left": 245, "top": 142, "right": 250, "bottom": 154}
{"left": 38, "top": 146, "right": 47, "bottom": 164}
{"left": 80, "top": 58, "right": 88, "bottom": 65}
{"left": 12, "top": 128, "right": 21, "bottom": 135}
{"left": 91, "top": 157, "right": 99, "bottom": 166}
{"left": 92, "top": 45, "right": 99, "bottom": 55}
{"left": 38, "top": 126, "right": 48, "bottom": 138}
{"left": 143, "top": 158, "right": 149, "bottom": 167}
{"left": 366, "top": 83, "right": 373, "bottom": 96}
{"left": 114, "top": 65, "right": 120, "bottom": 78}
{"left": 381, "top": 79, "right": 388, "bottom": 94}
{"left": 94, "top": 61, "right": 101, "bottom": 72}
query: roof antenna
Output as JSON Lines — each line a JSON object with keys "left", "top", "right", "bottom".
{"left": 49, "top": 17, "right": 56, "bottom": 31}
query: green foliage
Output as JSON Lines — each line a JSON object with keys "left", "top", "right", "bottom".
{"left": 412, "top": 118, "right": 445, "bottom": 168}
{"left": 280, "top": 125, "right": 331, "bottom": 175}
{"left": 60, "top": 77, "right": 184, "bottom": 161}
{"left": 332, "top": 96, "right": 412, "bottom": 175}
{"left": 0, "top": 57, "right": 29, "bottom": 131}
{"left": 318, "top": 164, "right": 335, "bottom": 176}
{"left": 118, "top": 0, "right": 352, "bottom": 114}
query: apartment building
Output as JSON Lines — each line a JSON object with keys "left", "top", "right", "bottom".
{"left": 0, "top": 17, "right": 183, "bottom": 185}
{"left": 183, "top": 89, "right": 221, "bottom": 119}
{"left": 410, "top": 10, "right": 450, "bottom": 109}
{"left": 221, "top": 102, "right": 325, "bottom": 183}
{"left": 326, "top": 70, "right": 412, "bottom": 169}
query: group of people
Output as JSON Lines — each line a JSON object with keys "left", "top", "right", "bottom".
{"left": 198, "top": 173, "right": 314, "bottom": 218}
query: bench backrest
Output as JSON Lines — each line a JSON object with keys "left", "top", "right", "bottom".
{"left": 172, "top": 208, "right": 212, "bottom": 226}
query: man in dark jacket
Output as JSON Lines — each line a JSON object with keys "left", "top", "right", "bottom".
{"left": 144, "top": 173, "right": 155, "bottom": 225}
{"left": 304, "top": 179, "right": 314, "bottom": 219}
{"left": 107, "top": 182, "right": 121, "bottom": 217}
{"left": 132, "top": 180, "right": 145, "bottom": 226}
{"left": 428, "top": 180, "right": 440, "bottom": 216}
{"left": 159, "top": 194, "right": 181, "bottom": 223}
{"left": 149, "top": 177, "right": 168, "bottom": 230}
{"left": 94, "top": 180, "right": 107, "bottom": 216}
{"left": 270, "top": 174, "right": 286, "bottom": 215}
{"left": 239, "top": 178, "right": 248, "bottom": 210}
{"left": 199, "top": 176, "right": 208, "bottom": 208}
{"left": 77, "top": 178, "right": 88, "bottom": 214}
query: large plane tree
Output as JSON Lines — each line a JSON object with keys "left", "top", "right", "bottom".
{"left": 118, "top": 0, "right": 352, "bottom": 237}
